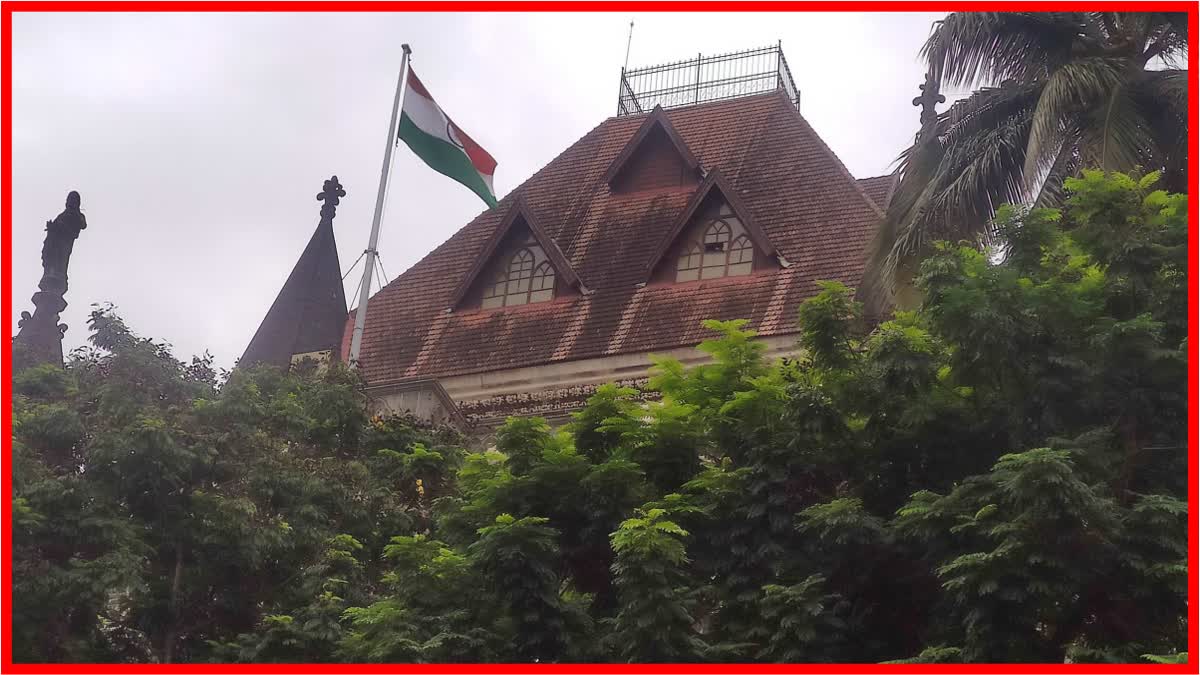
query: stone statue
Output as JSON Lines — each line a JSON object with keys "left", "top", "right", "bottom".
{"left": 13, "top": 191, "right": 88, "bottom": 368}
{"left": 40, "top": 190, "right": 87, "bottom": 284}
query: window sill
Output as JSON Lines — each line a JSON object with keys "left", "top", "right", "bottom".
{"left": 646, "top": 267, "right": 779, "bottom": 289}
{"left": 452, "top": 295, "right": 578, "bottom": 316}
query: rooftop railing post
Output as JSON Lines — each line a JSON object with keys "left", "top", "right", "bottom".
{"left": 618, "top": 66, "right": 625, "bottom": 116}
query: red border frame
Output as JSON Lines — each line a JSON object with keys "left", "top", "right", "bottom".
{"left": 2, "top": 2, "right": 1197, "bottom": 673}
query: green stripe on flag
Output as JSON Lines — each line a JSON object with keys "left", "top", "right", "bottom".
{"left": 398, "top": 112, "right": 498, "bottom": 208}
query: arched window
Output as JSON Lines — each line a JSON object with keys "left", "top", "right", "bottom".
{"left": 482, "top": 248, "right": 556, "bottom": 308}
{"left": 675, "top": 218, "right": 754, "bottom": 282}
{"left": 530, "top": 262, "right": 556, "bottom": 303}
{"left": 727, "top": 236, "right": 753, "bottom": 276}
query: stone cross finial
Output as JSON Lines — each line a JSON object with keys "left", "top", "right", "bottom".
{"left": 912, "top": 73, "right": 945, "bottom": 130}
{"left": 317, "top": 175, "right": 346, "bottom": 222}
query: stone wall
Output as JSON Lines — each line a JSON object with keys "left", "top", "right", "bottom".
{"left": 363, "top": 333, "right": 799, "bottom": 436}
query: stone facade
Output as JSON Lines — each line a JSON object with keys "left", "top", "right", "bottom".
{"left": 364, "top": 334, "right": 800, "bottom": 432}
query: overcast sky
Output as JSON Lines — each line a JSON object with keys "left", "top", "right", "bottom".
{"left": 11, "top": 11, "right": 955, "bottom": 369}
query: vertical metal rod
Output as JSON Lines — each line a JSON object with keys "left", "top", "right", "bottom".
{"left": 695, "top": 52, "right": 702, "bottom": 104}
{"left": 348, "top": 43, "right": 412, "bottom": 368}
{"left": 623, "top": 19, "right": 634, "bottom": 71}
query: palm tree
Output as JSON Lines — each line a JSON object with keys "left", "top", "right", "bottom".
{"left": 866, "top": 12, "right": 1188, "bottom": 311}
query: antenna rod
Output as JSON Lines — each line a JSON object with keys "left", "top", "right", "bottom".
{"left": 623, "top": 19, "right": 634, "bottom": 71}
{"left": 348, "top": 44, "right": 412, "bottom": 368}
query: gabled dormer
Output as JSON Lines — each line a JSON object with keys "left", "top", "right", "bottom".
{"left": 645, "top": 169, "right": 784, "bottom": 284}
{"left": 451, "top": 198, "right": 585, "bottom": 311}
{"left": 603, "top": 105, "right": 702, "bottom": 193}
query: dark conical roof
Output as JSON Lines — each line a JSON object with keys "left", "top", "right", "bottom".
{"left": 241, "top": 217, "right": 348, "bottom": 368}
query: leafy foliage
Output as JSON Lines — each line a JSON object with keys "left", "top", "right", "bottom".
{"left": 11, "top": 172, "right": 1188, "bottom": 664}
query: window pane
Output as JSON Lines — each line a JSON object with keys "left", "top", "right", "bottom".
{"left": 677, "top": 245, "right": 701, "bottom": 271}
{"left": 482, "top": 294, "right": 504, "bottom": 309}
{"left": 703, "top": 251, "right": 726, "bottom": 269}
{"left": 676, "top": 267, "right": 700, "bottom": 282}
{"left": 507, "top": 277, "right": 530, "bottom": 295}
{"left": 730, "top": 237, "right": 753, "bottom": 265}
{"left": 531, "top": 263, "right": 555, "bottom": 294}
{"left": 701, "top": 264, "right": 726, "bottom": 280}
{"left": 529, "top": 289, "right": 553, "bottom": 303}
{"left": 727, "top": 262, "right": 753, "bottom": 276}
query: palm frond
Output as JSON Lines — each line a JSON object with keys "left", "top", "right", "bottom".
{"left": 861, "top": 84, "right": 1042, "bottom": 312}
{"left": 1023, "top": 57, "right": 1126, "bottom": 188}
{"left": 1032, "top": 132, "right": 1083, "bottom": 209}
{"left": 1124, "top": 12, "right": 1189, "bottom": 63}
{"left": 861, "top": 134, "right": 945, "bottom": 316}
{"left": 1129, "top": 69, "right": 1189, "bottom": 190}
{"left": 1140, "top": 68, "right": 1189, "bottom": 105}
{"left": 913, "top": 110, "right": 1033, "bottom": 248}
{"left": 1078, "top": 83, "right": 1156, "bottom": 172}
{"left": 922, "top": 12, "right": 1089, "bottom": 88}
{"left": 941, "top": 82, "right": 1044, "bottom": 144}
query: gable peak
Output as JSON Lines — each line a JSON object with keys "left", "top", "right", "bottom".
{"left": 449, "top": 196, "right": 583, "bottom": 310}
{"left": 602, "top": 105, "right": 701, "bottom": 190}
{"left": 644, "top": 169, "right": 780, "bottom": 279}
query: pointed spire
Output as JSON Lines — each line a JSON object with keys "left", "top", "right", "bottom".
{"left": 239, "top": 176, "right": 349, "bottom": 369}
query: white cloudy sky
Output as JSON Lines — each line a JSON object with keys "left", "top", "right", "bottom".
{"left": 11, "top": 11, "right": 955, "bottom": 369}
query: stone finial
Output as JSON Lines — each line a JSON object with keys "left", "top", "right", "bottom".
{"left": 317, "top": 175, "right": 346, "bottom": 222}
{"left": 912, "top": 73, "right": 945, "bottom": 130}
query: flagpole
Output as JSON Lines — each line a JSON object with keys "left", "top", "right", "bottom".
{"left": 349, "top": 43, "right": 411, "bottom": 368}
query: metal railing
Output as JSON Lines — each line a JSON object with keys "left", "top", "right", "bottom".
{"left": 617, "top": 43, "right": 800, "bottom": 116}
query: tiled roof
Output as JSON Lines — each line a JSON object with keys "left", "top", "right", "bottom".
{"left": 857, "top": 173, "right": 898, "bottom": 211}
{"left": 344, "top": 90, "right": 884, "bottom": 386}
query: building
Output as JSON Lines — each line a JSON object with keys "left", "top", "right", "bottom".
{"left": 243, "top": 46, "right": 896, "bottom": 429}
{"left": 345, "top": 47, "right": 897, "bottom": 428}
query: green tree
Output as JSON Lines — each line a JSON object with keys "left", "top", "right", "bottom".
{"left": 608, "top": 508, "right": 707, "bottom": 662}
{"left": 469, "top": 514, "right": 579, "bottom": 662}
{"left": 866, "top": 11, "right": 1188, "bottom": 307}
{"left": 11, "top": 170, "right": 1187, "bottom": 665}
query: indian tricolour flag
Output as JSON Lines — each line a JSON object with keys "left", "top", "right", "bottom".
{"left": 398, "top": 67, "right": 499, "bottom": 208}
